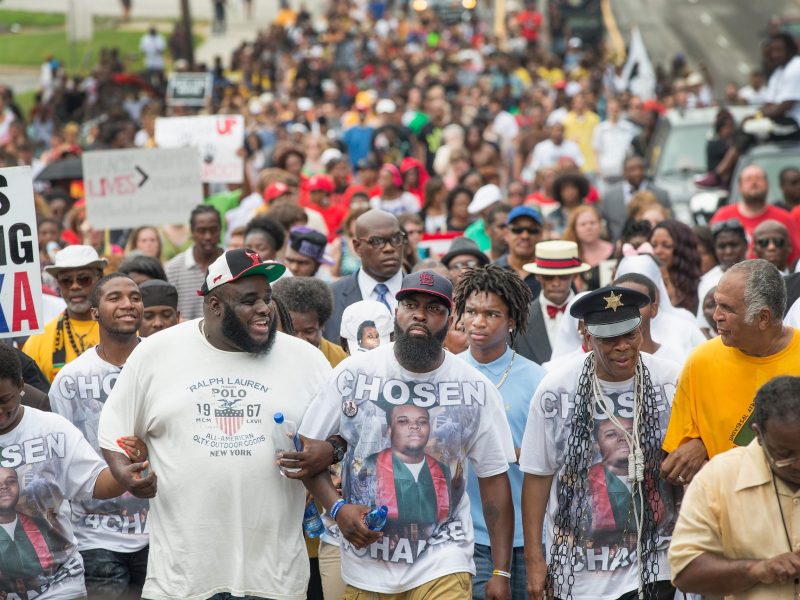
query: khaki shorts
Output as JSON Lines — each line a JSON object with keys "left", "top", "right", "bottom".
{"left": 344, "top": 572, "right": 471, "bottom": 600}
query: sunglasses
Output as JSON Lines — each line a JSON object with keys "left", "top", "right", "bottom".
{"left": 57, "top": 274, "right": 96, "bottom": 288}
{"left": 755, "top": 237, "right": 786, "bottom": 249}
{"left": 711, "top": 218, "right": 745, "bottom": 236}
{"left": 357, "top": 232, "right": 406, "bottom": 249}
{"left": 509, "top": 226, "right": 542, "bottom": 236}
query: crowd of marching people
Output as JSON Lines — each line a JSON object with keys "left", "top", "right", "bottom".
{"left": 4, "top": 0, "right": 800, "bottom": 599}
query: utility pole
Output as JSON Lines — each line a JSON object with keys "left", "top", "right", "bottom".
{"left": 493, "top": 0, "right": 507, "bottom": 42}
{"left": 180, "top": 0, "right": 195, "bottom": 69}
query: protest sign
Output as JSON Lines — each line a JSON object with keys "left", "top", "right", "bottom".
{"left": 82, "top": 147, "right": 203, "bottom": 229}
{"left": 155, "top": 114, "right": 244, "bottom": 183}
{"left": 0, "top": 166, "right": 43, "bottom": 338}
{"left": 166, "top": 72, "right": 213, "bottom": 107}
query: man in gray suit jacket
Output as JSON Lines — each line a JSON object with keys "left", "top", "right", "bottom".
{"left": 514, "top": 241, "right": 590, "bottom": 365}
{"left": 602, "top": 155, "right": 672, "bottom": 242}
{"left": 323, "top": 209, "right": 405, "bottom": 342}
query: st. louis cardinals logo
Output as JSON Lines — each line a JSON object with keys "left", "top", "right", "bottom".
{"left": 419, "top": 272, "right": 434, "bottom": 286}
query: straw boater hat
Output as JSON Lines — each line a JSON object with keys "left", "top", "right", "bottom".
{"left": 522, "top": 240, "right": 591, "bottom": 276}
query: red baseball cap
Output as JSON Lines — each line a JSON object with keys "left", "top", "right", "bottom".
{"left": 263, "top": 181, "right": 291, "bottom": 203}
{"left": 308, "top": 174, "right": 334, "bottom": 193}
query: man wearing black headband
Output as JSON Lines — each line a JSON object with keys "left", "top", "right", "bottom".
{"left": 139, "top": 279, "right": 180, "bottom": 337}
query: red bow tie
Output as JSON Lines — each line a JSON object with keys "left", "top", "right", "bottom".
{"left": 546, "top": 304, "right": 567, "bottom": 319}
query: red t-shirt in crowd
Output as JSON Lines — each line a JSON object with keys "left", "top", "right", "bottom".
{"left": 710, "top": 203, "right": 800, "bottom": 262}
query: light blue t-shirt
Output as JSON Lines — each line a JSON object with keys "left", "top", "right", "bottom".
{"left": 459, "top": 346, "right": 546, "bottom": 547}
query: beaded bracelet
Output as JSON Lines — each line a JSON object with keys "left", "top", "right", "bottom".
{"left": 492, "top": 570, "right": 512, "bottom": 579}
{"left": 330, "top": 499, "right": 346, "bottom": 521}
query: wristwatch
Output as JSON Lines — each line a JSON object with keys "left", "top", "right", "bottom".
{"left": 327, "top": 436, "right": 347, "bottom": 464}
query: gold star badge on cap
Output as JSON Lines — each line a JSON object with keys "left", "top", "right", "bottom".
{"left": 603, "top": 291, "right": 624, "bottom": 312}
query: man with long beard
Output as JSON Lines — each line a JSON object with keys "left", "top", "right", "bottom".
{"left": 299, "top": 271, "right": 517, "bottom": 600}
{"left": 97, "top": 249, "right": 332, "bottom": 600}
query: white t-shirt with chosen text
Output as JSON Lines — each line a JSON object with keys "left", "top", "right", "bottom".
{"left": 299, "top": 344, "right": 515, "bottom": 594}
{"left": 519, "top": 352, "right": 681, "bottom": 600}
{"left": 0, "top": 408, "right": 106, "bottom": 600}
{"left": 50, "top": 347, "right": 150, "bottom": 553}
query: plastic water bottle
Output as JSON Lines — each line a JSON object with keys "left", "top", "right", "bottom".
{"left": 364, "top": 505, "right": 388, "bottom": 531}
{"left": 272, "top": 413, "right": 325, "bottom": 537}
{"left": 303, "top": 501, "right": 325, "bottom": 538}
{"left": 272, "top": 412, "right": 300, "bottom": 474}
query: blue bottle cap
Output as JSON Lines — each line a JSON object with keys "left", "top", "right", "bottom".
{"left": 273, "top": 412, "right": 285, "bottom": 424}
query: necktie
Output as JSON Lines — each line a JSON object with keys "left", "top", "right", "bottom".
{"left": 546, "top": 304, "right": 566, "bottom": 319}
{"left": 374, "top": 283, "right": 392, "bottom": 312}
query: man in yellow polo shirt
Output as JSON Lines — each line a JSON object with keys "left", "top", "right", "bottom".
{"left": 661, "top": 259, "right": 800, "bottom": 486}
{"left": 22, "top": 245, "right": 105, "bottom": 381}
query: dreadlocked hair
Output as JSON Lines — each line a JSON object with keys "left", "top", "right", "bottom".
{"left": 453, "top": 264, "right": 532, "bottom": 342}
{"left": 548, "top": 353, "right": 664, "bottom": 600}
{"left": 271, "top": 295, "right": 294, "bottom": 336}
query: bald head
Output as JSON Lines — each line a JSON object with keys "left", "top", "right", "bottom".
{"left": 353, "top": 209, "right": 404, "bottom": 281}
{"left": 754, "top": 219, "right": 791, "bottom": 270}
{"left": 355, "top": 209, "right": 399, "bottom": 238}
{"left": 754, "top": 219, "right": 788, "bottom": 238}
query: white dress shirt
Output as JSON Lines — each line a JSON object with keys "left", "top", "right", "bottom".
{"left": 357, "top": 269, "right": 403, "bottom": 312}
{"left": 539, "top": 291, "right": 574, "bottom": 345}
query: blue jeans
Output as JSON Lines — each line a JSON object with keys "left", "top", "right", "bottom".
{"left": 80, "top": 546, "right": 148, "bottom": 599}
{"left": 472, "top": 544, "right": 527, "bottom": 600}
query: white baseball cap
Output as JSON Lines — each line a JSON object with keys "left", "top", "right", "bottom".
{"left": 297, "top": 97, "right": 314, "bottom": 112}
{"left": 467, "top": 184, "right": 503, "bottom": 215}
{"left": 199, "top": 249, "right": 285, "bottom": 296}
{"left": 375, "top": 98, "right": 397, "bottom": 115}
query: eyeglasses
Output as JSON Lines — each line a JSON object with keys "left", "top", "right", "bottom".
{"left": 57, "top": 274, "right": 96, "bottom": 288}
{"left": 755, "top": 237, "right": 786, "bottom": 249}
{"left": 398, "top": 299, "right": 447, "bottom": 315}
{"left": 762, "top": 441, "right": 799, "bottom": 469}
{"left": 449, "top": 259, "right": 480, "bottom": 271}
{"left": 711, "top": 219, "right": 745, "bottom": 236}
{"left": 356, "top": 232, "right": 406, "bottom": 248}
{"left": 509, "top": 226, "right": 542, "bottom": 236}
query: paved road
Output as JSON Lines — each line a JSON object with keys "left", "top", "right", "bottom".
{"left": 610, "top": 0, "right": 799, "bottom": 96}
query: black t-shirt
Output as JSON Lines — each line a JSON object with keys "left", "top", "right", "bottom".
{"left": 417, "top": 122, "right": 444, "bottom": 173}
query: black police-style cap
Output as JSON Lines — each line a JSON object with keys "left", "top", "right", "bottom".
{"left": 140, "top": 279, "right": 179, "bottom": 309}
{"left": 395, "top": 270, "right": 454, "bottom": 310}
{"left": 570, "top": 286, "right": 649, "bottom": 339}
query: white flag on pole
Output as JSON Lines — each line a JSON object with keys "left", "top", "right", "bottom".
{"left": 621, "top": 26, "right": 656, "bottom": 100}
